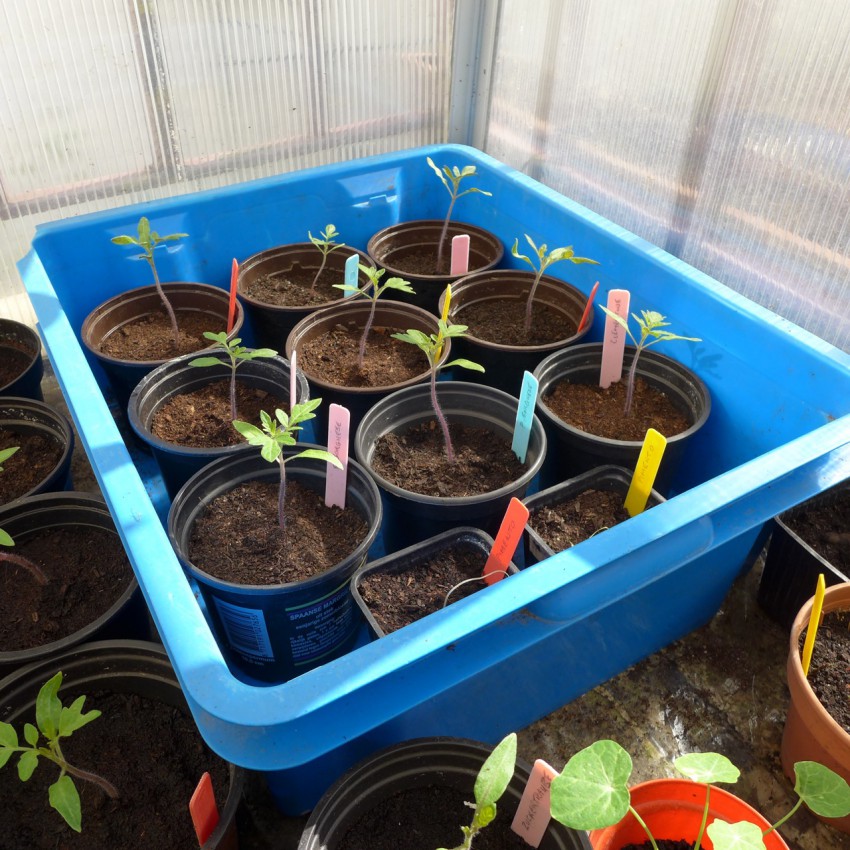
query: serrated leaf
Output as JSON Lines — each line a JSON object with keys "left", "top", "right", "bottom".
{"left": 49, "top": 774, "right": 82, "bottom": 832}
{"left": 260, "top": 441, "right": 282, "bottom": 464}
{"left": 58, "top": 696, "right": 100, "bottom": 737}
{"left": 36, "top": 672, "right": 64, "bottom": 739}
{"left": 23, "top": 723, "right": 39, "bottom": 747}
{"left": 705, "top": 818, "right": 766, "bottom": 850}
{"left": 474, "top": 733, "right": 516, "bottom": 808}
{"left": 794, "top": 761, "right": 850, "bottom": 818}
{"left": 392, "top": 329, "right": 431, "bottom": 346}
{"left": 383, "top": 277, "right": 416, "bottom": 294}
{"left": 0, "top": 720, "right": 18, "bottom": 748}
{"left": 674, "top": 752, "right": 740, "bottom": 785}
{"left": 233, "top": 420, "right": 265, "bottom": 442}
{"left": 17, "top": 749, "right": 38, "bottom": 781}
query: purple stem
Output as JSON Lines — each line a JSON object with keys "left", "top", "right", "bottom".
{"left": 277, "top": 457, "right": 287, "bottom": 535}
{"left": 358, "top": 296, "right": 378, "bottom": 370}
{"left": 149, "top": 260, "right": 179, "bottom": 348}
{"left": 229, "top": 367, "right": 238, "bottom": 421}
{"left": 0, "top": 551, "right": 48, "bottom": 585}
{"left": 523, "top": 270, "right": 545, "bottom": 335}
{"left": 310, "top": 254, "right": 328, "bottom": 290}
{"left": 435, "top": 195, "right": 457, "bottom": 274}
{"left": 62, "top": 761, "right": 120, "bottom": 799}
{"left": 430, "top": 366, "right": 455, "bottom": 463}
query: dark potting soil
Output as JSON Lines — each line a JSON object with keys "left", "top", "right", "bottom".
{"left": 0, "top": 427, "right": 63, "bottom": 504}
{"left": 383, "top": 244, "right": 446, "bottom": 276}
{"left": 98, "top": 309, "right": 226, "bottom": 361}
{"left": 543, "top": 376, "right": 692, "bottom": 442}
{"left": 0, "top": 343, "right": 34, "bottom": 387}
{"left": 358, "top": 542, "right": 503, "bottom": 634}
{"left": 0, "top": 689, "right": 231, "bottom": 850}
{"left": 455, "top": 299, "right": 577, "bottom": 346}
{"left": 243, "top": 264, "right": 346, "bottom": 307}
{"left": 0, "top": 525, "right": 133, "bottom": 651}
{"left": 370, "top": 422, "right": 525, "bottom": 497}
{"left": 337, "top": 784, "right": 532, "bottom": 850}
{"left": 782, "top": 485, "right": 850, "bottom": 574}
{"left": 188, "top": 479, "right": 369, "bottom": 585}
{"left": 529, "top": 488, "right": 633, "bottom": 552}
{"left": 150, "top": 379, "right": 288, "bottom": 448}
{"left": 800, "top": 609, "right": 850, "bottom": 734}
{"left": 297, "top": 323, "right": 427, "bottom": 388}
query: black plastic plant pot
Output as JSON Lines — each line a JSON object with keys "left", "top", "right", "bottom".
{"left": 522, "top": 465, "right": 666, "bottom": 567}
{"left": 351, "top": 527, "right": 519, "bottom": 639}
{"left": 168, "top": 445, "right": 383, "bottom": 684}
{"left": 367, "top": 220, "right": 504, "bottom": 314}
{"left": 80, "top": 282, "right": 246, "bottom": 412}
{"left": 533, "top": 342, "right": 710, "bottom": 496}
{"left": 128, "top": 351, "right": 310, "bottom": 500}
{"left": 0, "top": 318, "right": 44, "bottom": 401}
{"left": 285, "top": 299, "right": 450, "bottom": 440}
{"left": 298, "top": 736, "right": 592, "bottom": 850}
{"left": 0, "top": 396, "right": 74, "bottom": 501}
{"left": 353, "top": 382, "right": 547, "bottom": 554}
{"left": 237, "top": 243, "right": 374, "bottom": 349}
{"left": 438, "top": 269, "right": 592, "bottom": 396}
{"left": 0, "top": 640, "right": 244, "bottom": 850}
{"left": 0, "top": 492, "right": 152, "bottom": 677}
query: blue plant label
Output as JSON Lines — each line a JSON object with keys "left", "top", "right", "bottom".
{"left": 213, "top": 598, "right": 275, "bottom": 662}
{"left": 344, "top": 253, "right": 359, "bottom": 296}
{"left": 511, "top": 371, "right": 538, "bottom": 464}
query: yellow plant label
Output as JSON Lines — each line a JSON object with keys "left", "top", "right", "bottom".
{"left": 624, "top": 428, "right": 667, "bottom": 517}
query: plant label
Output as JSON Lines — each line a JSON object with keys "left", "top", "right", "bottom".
{"left": 511, "top": 371, "right": 538, "bottom": 463}
{"left": 577, "top": 280, "right": 599, "bottom": 333}
{"left": 483, "top": 497, "right": 529, "bottom": 585}
{"left": 344, "top": 253, "right": 359, "bottom": 297}
{"left": 450, "top": 234, "right": 470, "bottom": 276}
{"left": 325, "top": 403, "right": 350, "bottom": 509}
{"left": 189, "top": 771, "right": 220, "bottom": 846}
{"left": 227, "top": 258, "right": 238, "bottom": 333}
{"left": 625, "top": 428, "right": 667, "bottom": 516}
{"left": 511, "top": 759, "right": 558, "bottom": 847}
{"left": 290, "top": 349, "right": 297, "bottom": 411}
{"left": 599, "top": 288, "right": 630, "bottom": 388}
{"left": 802, "top": 572, "right": 826, "bottom": 676}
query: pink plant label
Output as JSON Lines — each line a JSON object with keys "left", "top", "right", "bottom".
{"left": 290, "top": 349, "right": 297, "bottom": 411}
{"left": 577, "top": 280, "right": 600, "bottom": 333}
{"left": 510, "top": 759, "right": 558, "bottom": 847}
{"left": 344, "top": 253, "right": 360, "bottom": 297}
{"left": 227, "top": 258, "right": 238, "bottom": 333}
{"left": 599, "top": 288, "right": 631, "bottom": 388}
{"left": 483, "top": 497, "right": 529, "bottom": 585}
{"left": 511, "top": 371, "right": 538, "bottom": 463}
{"left": 324, "top": 403, "right": 350, "bottom": 508}
{"left": 450, "top": 234, "right": 470, "bottom": 276}
{"left": 189, "top": 771, "right": 220, "bottom": 846}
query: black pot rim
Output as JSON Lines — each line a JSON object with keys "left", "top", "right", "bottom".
{"left": 0, "top": 319, "right": 42, "bottom": 392}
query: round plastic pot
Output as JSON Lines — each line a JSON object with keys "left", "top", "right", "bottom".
{"left": 0, "top": 396, "right": 74, "bottom": 500}
{"left": 0, "top": 639, "right": 244, "bottom": 850}
{"left": 238, "top": 243, "right": 373, "bottom": 349}
{"left": 80, "top": 282, "right": 245, "bottom": 411}
{"left": 354, "top": 381, "right": 546, "bottom": 554}
{"left": 367, "top": 219, "right": 504, "bottom": 314}
{"left": 168, "top": 445, "right": 383, "bottom": 684}
{"left": 128, "top": 351, "right": 310, "bottom": 500}
{"left": 781, "top": 582, "right": 850, "bottom": 835}
{"left": 351, "top": 527, "right": 519, "bottom": 639}
{"left": 299, "top": 736, "right": 592, "bottom": 850}
{"left": 0, "top": 318, "right": 44, "bottom": 401}
{"left": 522, "top": 465, "right": 666, "bottom": 566}
{"left": 533, "top": 343, "right": 710, "bottom": 495}
{"left": 438, "top": 269, "right": 592, "bottom": 396}
{"left": 285, "top": 299, "right": 449, "bottom": 439}
{"left": 0, "top": 492, "right": 151, "bottom": 677}
{"left": 588, "top": 778, "right": 789, "bottom": 849}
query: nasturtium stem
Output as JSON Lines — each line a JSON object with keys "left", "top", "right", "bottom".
{"left": 763, "top": 798, "right": 803, "bottom": 837}
{"left": 629, "top": 807, "right": 660, "bottom": 850}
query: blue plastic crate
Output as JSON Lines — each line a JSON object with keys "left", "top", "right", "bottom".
{"left": 18, "top": 144, "right": 850, "bottom": 813}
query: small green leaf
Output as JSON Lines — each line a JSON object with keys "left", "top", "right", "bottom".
{"left": 392, "top": 329, "right": 430, "bottom": 346}
{"left": 49, "top": 774, "right": 82, "bottom": 832}
{"left": 0, "top": 748, "right": 13, "bottom": 769}
{"left": 0, "top": 528, "right": 13, "bottom": 546}
{"left": 0, "top": 445, "right": 19, "bottom": 465}
{"left": 444, "top": 358, "right": 485, "bottom": 373}
{"left": 17, "top": 750, "right": 38, "bottom": 781}
{"left": 794, "top": 761, "right": 850, "bottom": 818}
{"left": 474, "top": 801, "right": 497, "bottom": 829}
{"left": 243, "top": 348, "right": 278, "bottom": 359}
{"left": 674, "top": 752, "right": 740, "bottom": 786}
{"left": 382, "top": 277, "right": 416, "bottom": 294}
{"left": 35, "top": 672, "right": 64, "bottom": 740}
{"left": 260, "top": 441, "right": 283, "bottom": 464}
{"left": 233, "top": 421, "right": 265, "bottom": 443}
{"left": 188, "top": 356, "right": 224, "bottom": 368}
{"left": 59, "top": 696, "right": 100, "bottom": 737}
{"left": 705, "top": 818, "right": 766, "bottom": 850}
{"left": 137, "top": 216, "right": 151, "bottom": 245}
{"left": 294, "top": 448, "right": 343, "bottom": 469}
{"left": 0, "top": 720, "right": 18, "bottom": 748}
{"left": 332, "top": 283, "right": 361, "bottom": 293}
{"left": 474, "top": 733, "right": 516, "bottom": 808}
{"left": 23, "top": 723, "right": 39, "bottom": 747}
{"left": 110, "top": 235, "right": 137, "bottom": 246}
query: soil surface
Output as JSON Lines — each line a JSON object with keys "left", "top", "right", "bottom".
{"left": 543, "top": 376, "right": 692, "bottom": 441}
{"left": 297, "top": 323, "right": 427, "bottom": 388}
{"left": 529, "top": 488, "right": 634, "bottom": 552}
{"left": 0, "top": 343, "right": 34, "bottom": 388}
{"left": 370, "top": 422, "right": 525, "bottom": 497}
{"left": 0, "top": 428, "right": 63, "bottom": 504}
{"left": 456, "top": 299, "right": 577, "bottom": 346}
{"left": 98, "top": 309, "right": 226, "bottom": 361}
{"left": 801, "top": 609, "right": 850, "bottom": 734}
{"left": 0, "top": 525, "right": 133, "bottom": 651}
{"left": 243, "top": 264, "right": 348, "bottom": 307}
{"left": 0, "top": 689, "right": 231, "bottom": 850}
{"left": 150, "top": 379, "right": 288, "bottom": 448}
{"left": 337, "top": 784, "right": 534, "bottom": 850}
{"left": 383, "top": 244, "right": 447, "bottom": 276}
{"left": 188, "top": 479, "right": 369, "bottom": 585}
{"left": 781, "top": 485, "right": 850, "bottom": 573}
{"left": 358, "top": 542, "right": 505, "bottom": 634}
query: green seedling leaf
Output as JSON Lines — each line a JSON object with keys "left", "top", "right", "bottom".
{"left": 474, "top": 733, "right": 516, "bottom": 809}
{"left": 550, "top": 739, "right": 633, "bottom": 831}
{"left": 49, "top": 774, "right": 82, "bottom": 833}
{"left": 0, "top": 529, "right": 13, "bottom": 547}
{"left": 0, "top": 720, "right": 18, "bottom": 748}
{"left": 17, "top": 749, "right": 39, "bottom": 781}
{"left": 0, "top": 445, "right": 20, "bottom": 470}
{"left": 307, "top": 224, "right": 345, "bottom": 289}
{"left": 444, "top": 358, "right": 485, "bottom": 372}
{"left": 23, "top": 723, "right": 38, "bottom": 747}
{"left": 794, "top": 761, "right": 850, "bottom": 818}
{"left": 35, "top": 672, "right": 63, "bottom": 740}
{"left": 58, "top": 696, "right": 101, "bottom": 737}
{"left": 705, "top": 818, "right": 766, "bottom": 850}
{"left": 674, "top": 752, "right": 740, "bottom": 786}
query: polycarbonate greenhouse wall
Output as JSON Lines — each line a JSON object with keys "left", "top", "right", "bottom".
{"left": 2, "top": 0, "right": 849, "bottom": 349}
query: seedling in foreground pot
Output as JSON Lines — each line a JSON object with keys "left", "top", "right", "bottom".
{"left": 511, "top": 235, "right": 599, "bottom": 335}
{"left": 0, "top": 672, "right": 119, "bottom": 832}
{"left": 392, "top": 319, "right": 484, "bottom": 463}
{"left": 233, "top": 399, "right": 343, "bottom": 537}
{"left": 0, "top": 446, "right": 48, "bottom": 584}
{"left": 189, "top": 332, "right": 278, "bottom": 421}
{"left": 438, "top": 732, "right": 517, "bottom": 850}
{"left": 598, "top": 307, "right": 701, "bottom": 416}
{"left": 333, "top": 264, "right": 415, "bottom": 370}
{"left": 308, "top": 223, "right": 344, "bottom": 290}
{"left": 427, "top": 156, "right": 493, "bottom": 274}
{"left": 111, "top": 216, "right": 188, "bottom": 349}
{"left": 549, "top": 739, "right": 850, "bottom": 850}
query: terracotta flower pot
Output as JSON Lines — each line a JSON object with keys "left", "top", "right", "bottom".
{"left": 781, "top": 582, "right": 850, "bottom": 834}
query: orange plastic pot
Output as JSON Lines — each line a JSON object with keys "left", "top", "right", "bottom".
{"left": 781, "top": 581, "right": 850, "bottom": 834}
{"left": 588, "top": 779, "right": 789, "bottom": 850}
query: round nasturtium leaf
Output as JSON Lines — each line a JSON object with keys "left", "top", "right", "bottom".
{"left": 794, "top": 761, "right": 850, "bottom": 818}
{"left": 674, "top": 752, "right": 740, "bottom": 786}
{"left": 705, "top": 818, "right": 766, "bottom": 850}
